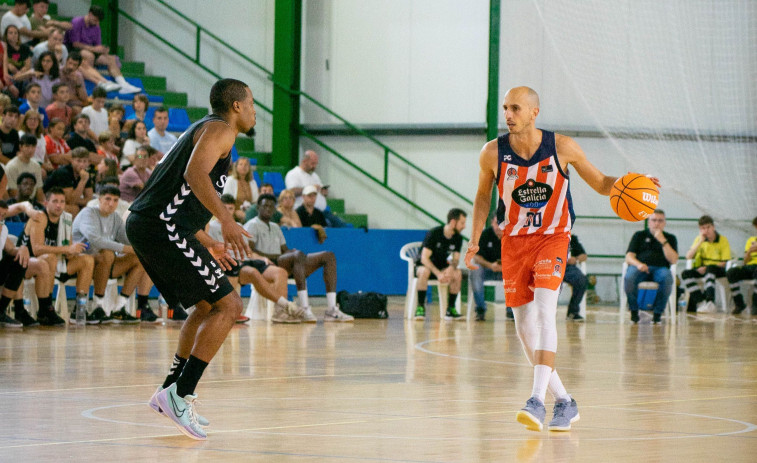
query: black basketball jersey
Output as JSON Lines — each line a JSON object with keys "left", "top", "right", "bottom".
{"left": 18, "top": 210, "right": 59, "bottom": 257}
{"left": 129, "top": 114, "right": 232, "bottom": 233}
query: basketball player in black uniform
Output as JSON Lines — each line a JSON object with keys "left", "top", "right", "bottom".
{"left": 126, "top": 79, "right": 256, "bottom": 440}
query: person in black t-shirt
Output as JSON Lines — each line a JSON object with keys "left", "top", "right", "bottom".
{"left": 43, "top": 147, "right": 94, "bottom": 215}
{"left": 0, "top": 106, "right": 20, "bottom": 164}
{"left": 414, "top": 208, "right": 466, "bottom": 320}
{"left": 469, "top": 216, "right": 505, "bottom": 321}
{"left": 563, "top": 235, "right": 588, "bottom": 322}
{"left": 623, "top": 209, "right": 679, "bottom": 324}
{"left": 296, "top": 184, "right": 328, "bottom": 243}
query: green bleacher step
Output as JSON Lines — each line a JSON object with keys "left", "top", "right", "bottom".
{"left": 240, "top": 152, "right": 273, "bottom": 166}
{"left": 145, "top": 90, "right": 187, "bottom": 107}
{"left": 234, "top": 137, "right": 256, "bottom": 151}
{"left": 186, "top": 107, "right": 209, "bottom": 122}
{"left": 257, "top": 165, "right": 288, "bottom": 175}
{"left": 326, "top": 198, "right": 345, "bottom": 214}
{"left": 121, "top": 61, "right": 145, "bottom": 75}
{"left": 122, "top": 74, "right": 166, "bottom": 91}
{"left": 339, "top": 213, "right": 368, "bottom": 229}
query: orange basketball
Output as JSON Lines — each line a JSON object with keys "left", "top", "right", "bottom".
{"left": 609, "top": 173, "right": 659, "bottom": 222}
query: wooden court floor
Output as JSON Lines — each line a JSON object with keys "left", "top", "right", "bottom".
{"left": 1, "top": 298, "right": 756, "bottom": 462}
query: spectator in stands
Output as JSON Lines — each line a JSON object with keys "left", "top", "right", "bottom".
{"left": 31, "top": 27, "right": 66, "bottom": 66}
{"left": 66, "top": 113, "right": 97, "bottom": 156}
{"left": 243, "top": 182, "right": 274, "bottom": 222}
{"left": 59, "top": 51, "right": 88, "bottom": 111}
{"left": 17, "top": 187, "right": 94, "bottom": 326}
{"left": 469, "top": 216, "right": 504, "bottom": 322}
{"left": 5, "top": 134, "right": 44, "bottom": 202}
{"left": 18, "top": 83, "right": 48, "bottom": 127}
{"left": 119, "top": 145, "right": 154, "bottom": 202}
{"left": 244, "top": 193, "right": 353, "bottom": 323}
{"left": 413, "top": 208, "right": 465, "bottom": 321}
{"left": 4, "top": 172, "right": 44, "bottom": 223}
{"left": 73, "top": 185, "right": 151, "bottom": 323}
{"left": 4, "top": 24, "right": 32, "bottom": 83}
{"left": 277, "top": 189, "right": 301, "bottom": 228}
{"left": 682, "top": 215, "right": 732, "bottom": 313}
{"left": 124, "top": 94, "right": 151, "bottom": 131}
{"left": 44, "top": 82, "right": 72, "bottom": 127}
{"left": 63, "top": 5, "right": 140, "bottom": 94}
{"left": 16, "top": 50, "right": 59, "bottom": 107}
{"left": 296, "top": 185, "right": 328, "bottom": 242}
{"left": 727, "top": 216, "right": 757, "bottom": 315}
{"left": 120, "top": 120, "right": 148, "bottom": 169}
{"left": 0, "top": 33, "right": 18, "bottom": 98}
{"left": 107, "top": 104, "right": 127, "bottom": 144}
{"left": 87, "top": 175, "right": 129, "bottom": 220}
{"left": 624, "top": 209, "right": 679, "bottom": 324}
{"left": 223, "top": 157, "right": 258, "bottom": 223}
{"left": 43, "top": 146, "right": 93, "bottom": 215}
{"left": 44, "top": 117, "right": 70, "bottom": 168}
{"left": 96, "top": 130, "right": 120, "bottom": 166}
{"left": 0, "top": 0, "right": 34, "bottom": 44}
{"left": 18, "top": 110, "right": 47, "bottom": 166}
{"left": 93, "top": 158, "right": 118, "bottom": 184}
{"left": 0, "top": 93, "right": 10, "bottom": 113}
{"left": 29, "top": 1, "right": 71, "bottom": 45}
{"left": 563, "top": 235, "right": 588, "bottom": 322}
{"left": 147, "top": 106, "right": 177, "bottom": 155}
{"left": 81, "top": 86, "right": 108, "bottom": 136}
{"left": 285, "top": 150, "right": 325, "bottom": 208}
{"left": 0, "top": 105, "right": 20, "bottom": 164}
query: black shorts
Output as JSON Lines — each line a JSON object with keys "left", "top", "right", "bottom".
{"left": 415, "top": 262, "right": 449, "bottom": 280}
{"left": 125, "top": 213, "right": 234, "bottom": 308}
{"left": 0, "top": 251, "right": 26, "bottom": 292}
{"left": 225, "top": 259, "right": 271, "bottom": 277}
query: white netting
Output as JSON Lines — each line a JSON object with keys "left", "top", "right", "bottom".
{"left": 526, "top": 0, "right": 756, "bottom": 231}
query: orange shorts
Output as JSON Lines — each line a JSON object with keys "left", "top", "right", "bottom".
{"left": 500, "top": 233, "right": 570, "bottom": 307}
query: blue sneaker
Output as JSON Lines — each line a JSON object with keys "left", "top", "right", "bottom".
{"left": 149, "top": 386, "right": 209, "bottom": 426}
{"left": 516, "top": 397, "right": 546, "bottom": 431}
{"left": 155, "top": 383, "right": 207, "bottom": 440}
{"left": 548, "top": 398, "right": 580, "bottom": 431}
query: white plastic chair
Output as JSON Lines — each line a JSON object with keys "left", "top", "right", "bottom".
{"left": 683, "top": 259, "right": 733, "bottom": 313}
{"left": 244, "top": 278, "right": 297, "bottom": 320}
{"left": 399, "top": 241, "right": 462, "bottom": 320}
{"left": 620, "top": 262, "right": 678, "bottom": 324}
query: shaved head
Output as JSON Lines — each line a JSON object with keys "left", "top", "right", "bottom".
{"left": 505, "top": 86, "right": 540, "bottom": 109}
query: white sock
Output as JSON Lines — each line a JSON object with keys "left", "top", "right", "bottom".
{"left": 276, "top": 297, "right": 289, "bottom": 309}
{"left": 297, "top": 290, "right": 309, "bottom": 308}
{"left": 326, "top": 292, "right": 337, "bottom": 309}
{"left": 548, "top": 370, "right": 571, "bottom": 402}
{"left": 531, "top": 364, "right": 552, "bottom": 403}
{"left": 114, "top": 75, "right": 128, "bottom": 85}
{"left": 117, "top": 295, "right": 129, "bottom": 310}
{"left": 93, "top": 295, "right": 104, "bottom": 308}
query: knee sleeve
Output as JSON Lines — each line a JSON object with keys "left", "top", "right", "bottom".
{"left": 513, "top": 303, "right": 538, "bottom": 365}
{"left": 533, "top": 288, "right": 559, "bottom": 352}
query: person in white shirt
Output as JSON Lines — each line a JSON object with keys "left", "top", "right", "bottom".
{"left": 147, "top": 107, "right": 177, "bottom": 155}
{"left": 284, "top": 150, "right": 328, "bottom": 210}
{"left": 80, "top": 86, "right": 108, "bottom": 136}
{"left": 5, "top": 134, "right": 44, "bottom": 202}
{"left": 0, "top": 0, "right": 34, "bottom": 44}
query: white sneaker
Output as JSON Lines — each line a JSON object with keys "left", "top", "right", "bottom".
{"left": 299, "top": 307, "right": 317, "bottom": 323}
{"left": 271, "top": 304, "right": 300, "bottom": 324}
{"left": 118, "top": 82, "right": 142, "bottom": 94}
{"left": 98, "top": 80, "right": 121, "bottom": 93}
{"left": 697, "top": 301, "right": 717, "bottom": 313}
{"left": 324, "top": 306, "right": 354, "bottom": 322}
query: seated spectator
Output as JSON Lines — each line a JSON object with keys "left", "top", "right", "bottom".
{"left": 44, "top": 82, "right": 72, "bottom": 127}
{"left": 727, "top": 217, "right": 757, "bottom": 315}
{"left": 0, "top": 198, "right": 52, "bottom": 327}
{"left": 119, "top": 145, "right": 154, "bottom": 202}
{"left": 244, "top": 182, "right": 275, "bottom": 222}
{"left": 223, "top": 157, "right": 258, "bottom": 222}
{"left": 66, "top": 113, "right": 97, "bottom": 156}
{"left": 4, "top": 24, "right": 32, "bottom": 83}
{"left": 5, "top": 134, "right": 44, "bottom": 202}
{"left": 244, "top": 193, "right": 353, "bottom": 323}
{"left": 94, "top": 158, "right": 118, "bottom": 184}
{"left": 147, "top": 106, "right": 177, "bottom": 155}
{"left": 43, "top": 146, "right": 93, "bottom": 215}
{"left": 16, "top": 187, "right": 94, "bottom": 326}
{"left": 59, "top": 51, "right": 89, "bottom": 110}
{"left": 277, "top": 189, "right": 301, "bottom": 228}
{"left": 72, "top": 185, "right": 149, "bottom": 323}
{"left": 16, "top": 50, "right": 60, "bottom": 107}
{"left": 107, "top": 104, "right": 127, "bottom": 146}
{"left": 29, "top": 1, "right": 71, "bottom": 45}
{"left": 682, "top": 215, "right": 731, "bottom": 313}
{"left": 63, "top": 6, "right": 140, "bottom": 94}
{"left": 124, "top": 94, "right": 152, "bottom": 132}
{"left": 413, "top": 208, "right": 465, "bottom": 321}
{"left": 0, "top": 106, "right": 20, "bottom": 164}
{"left": 120, "top": 120, "right": 148, "bottom": 168}
{"left": 296, "top": 184, "right": 327, "bottom": 228}
{"left": 80, "top": 87, "right": 108, "bottom": 136}
{"left": 96, "top": 130, "right": 120, "bottom": 166}
{"left": 563, "top": 234, "right": 589, "bottom": 322}
{"left": 18, "top": 110, "right": 47, "bottom": 167}
{"left": 284, "top": 149, "right": 348, "bottom": 228}
{"left": 44, "top": 117, "right": 71, "bottom": 168}
{"left": 31, "top": 27, "right": 67, "bottom": 67}
{"left": 469, "top": 216, "right": 504, "bottom": 321}
{"left": 87, "top": 175, "right": 129, "bottom": 219}
{"left": 4, "top": 172, "right": 44, "bottom": 223}
{"left": 624, "top": 209, "right": 679, "bottom": 324}
{"left": 0, "top": 1, "right": 34, "bottom": 44}
{"left": 18, "top": 83, "right": 48, "bottom": 127}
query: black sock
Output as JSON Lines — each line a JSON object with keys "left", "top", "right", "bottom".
{"left": 733, "top": 294, "right": 745, "bottom": 309}
{"left": 95, "top": 293, "right": 105, "bottom": 299}
{"left": 175, "top": 355, "right": 208, "bottom": 398}
{"left": 13, "top": 299, "right": 25, "bottom": 312}
{"left": 162, "top": 354, "right": 187, "bottom": 389}
{"left": 38, "top": 296, "right": 53, "bottom": 313}
{"left": 138, "top": 295, "right": 149, "bottom": 307}
{"left": 448, "top": 293, "right": 458, "bottom": 311}
{"left": 417, "top": 290, "right": 427, "bottom": 307}
{"left": 119, "top": 292, "right": 130, "bottom": 299}
{"left": 0, "top": 295, "right": 12, "bottom": 314}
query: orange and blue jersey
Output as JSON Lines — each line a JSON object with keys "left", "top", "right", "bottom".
{"left": 495, "top": 130, "right": 574, "bottom": 236}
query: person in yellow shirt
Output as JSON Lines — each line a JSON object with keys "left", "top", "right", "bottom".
{"left": 726, "top": 217, "right": 757, "bottom": 315}
{"left": 682, "top": 215, "right": 732, "bottom": 313}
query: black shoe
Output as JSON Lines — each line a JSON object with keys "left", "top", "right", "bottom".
{"left": 630, "top": 310, "right": 640, "bottom": 324}
{"left": 13, "top": 307, "right": 38, "bottom": 327}
{"left": 475, "top": 310, "right": 486, "bottom": 322}
{"left": 732, "top": 304, "right": 746, "bottom": 315}
{"left": 0, "top": 312, "right": 23, "bottom": 328}
{"left": 444, "top": 307, "right": 463, "bottom": 321}
{"left": 110, "top": 307, "right": 140, "bottom": 324}
{"left": 652, "top": 313, "right": 662, "bottom": 324}
{"left": 139, "top": 306, "right": 159, "bottom": 322}
{"left": 506, "top": 307, "right": 514, "bottom": 320}
{"left": 88, "top": 307, "right": 111, "bottom": 325}
{"left": 37, "top": 310, "right": 65, "bottom": 326}
{"left": 169, "top": 305, "right": 188, "bottom": 321}
{"left": 566, "top": 312, "right": 584, "bottom": 322}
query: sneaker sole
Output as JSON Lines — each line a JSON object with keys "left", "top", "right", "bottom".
{"left": 516, "top": 410, "right": 544, "bottom": 432}
{"left": 324, "top": 318, "right": 353, "bottom": 322}
{"left": 155, "top": 392, "right": 207, "bottom": 440}
{"left": 548, "top": 413, "right": 580, "bottom": 432}
{"left": 0, "top": 323, "right": 23, "bottom": 328}
{"left": 271, "top": 318, "right": 300, "bottom": 324}
{"left": 150, "top": 392, "right": 209, "bottom": 427}
{"left": 444, "top": 316, "right": 464, "bottom": 321}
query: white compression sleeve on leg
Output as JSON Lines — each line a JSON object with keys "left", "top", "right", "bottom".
{"left": 513, "top": 302, "right": 538, "bottom": 366}
{"left": 533, "top": 288, "right": 559, "bottom": 352}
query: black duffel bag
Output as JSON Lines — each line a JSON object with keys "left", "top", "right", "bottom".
{"left": 336, "top": 290, "right": 388, "bottom": 319}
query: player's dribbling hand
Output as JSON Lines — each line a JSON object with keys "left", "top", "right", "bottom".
{"left": 643, "top": 174, "right": 661, "bottom": 188}
{"left": 209, "top": 242, "right": 236, "bottom": 271}
{"left": 221, "top": 218, "right": 252, "bottom": 260}
{"left": 464, "top": 244, "right": 480, "bottom": 270}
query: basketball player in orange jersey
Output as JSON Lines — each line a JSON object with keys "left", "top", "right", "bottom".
{"left": 465, "top": 86, "right": 659, "bottom": 432}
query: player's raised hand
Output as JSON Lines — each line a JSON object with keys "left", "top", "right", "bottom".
{"left": 465, "top": 244, "right": 480, "bottom": 270}
{"left": 221, "top": 218, "right": 252, "bottom": 260}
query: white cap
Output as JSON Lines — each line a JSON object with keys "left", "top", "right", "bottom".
{"left": 302, "top": 185, "right": 319, "bottom": 196}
